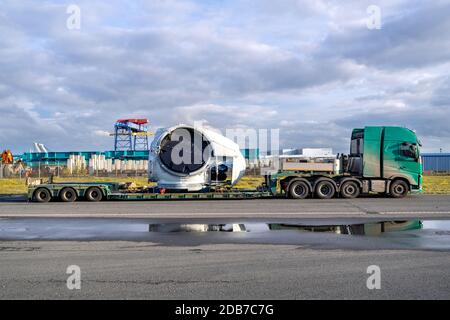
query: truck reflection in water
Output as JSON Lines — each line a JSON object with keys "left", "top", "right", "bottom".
{"left": 148, "top": 220, "right": 423, "bottom": 236}
{"left": 268, "top": 220, "right": 422, "bottom": 235}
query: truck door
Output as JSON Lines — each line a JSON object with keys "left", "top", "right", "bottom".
{"left": 383, "top": 127, "right": 421, "bottom": 187}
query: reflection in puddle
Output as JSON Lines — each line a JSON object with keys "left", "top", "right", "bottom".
{"left": 147, "top": 220, "right": 423, "bottom": 236}
{"left": 1, "top": 218, "right": 450, "bottom": 250}
{"left": 149, "top": 223, "right": 247, "bottom": 232}
{"left": 268, "top": 220, "right": 423, "bottom": 236}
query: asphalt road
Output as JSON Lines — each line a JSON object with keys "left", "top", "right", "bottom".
{"left": 1, "top": 194, "right": 450, "bottom": 220}
{"left": 1, "top": 195, "right": 450, "bottom": 300}
{"left": 1, "top": 241, "right": 449, "bottom": 299}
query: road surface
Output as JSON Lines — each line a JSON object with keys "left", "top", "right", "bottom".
{"left": 0, "top": 194, "right": 449, "bottom": 220}
{"left": 1, "top": 194, "right": 450, "bottom": 300}
{"left": 1, "top": 241, "right": 449, "bottom": 299}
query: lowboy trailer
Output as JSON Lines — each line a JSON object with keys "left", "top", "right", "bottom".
{"left": 28, "top": 126, "right": 423, "bottom": 202}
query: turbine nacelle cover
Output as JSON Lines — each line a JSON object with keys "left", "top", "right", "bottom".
{"left": 149, "top": 124, "right": 246, "bottom": 191}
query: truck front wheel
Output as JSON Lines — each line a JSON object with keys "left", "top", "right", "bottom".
{"left": 85, "top": 187, "right": 103, "bottom": 202}
{"left": 340, "top": 181, "right": 361, "bottom": 199}
{"left": 289, "top": 180, "right": 310, "bottom": 199}
{"left": 315, "top": 180, "right": 336, "bottom": 199}
{"left": 389, "top": 180, "right": 409, "bottom": 198}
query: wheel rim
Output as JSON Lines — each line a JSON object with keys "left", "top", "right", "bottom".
{"left": 344, "top": 184, "right": 356, "bottom": 195}
{"left": 394, "top": 184, "right": 405, "bottom": 195}
{"left": 320, "top": 183, "right": 333, "bottom": 196}
{"left": 294, "top": 184, "right": 306, "bottom": 196}
{"left": 40, "top": 191, "right": 47, "bottom": 199}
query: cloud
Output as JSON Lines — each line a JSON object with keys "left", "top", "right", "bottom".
{"left": 0, "top": 0, "right": 449, "bottom": 154}
{"left": 319, "top": 1, "right": 450, "bottom": 70}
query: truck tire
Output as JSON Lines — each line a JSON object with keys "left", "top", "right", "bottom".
{"left": 389, "top": 180, "right": 409, "bottom": 198}
{"left": 34, "top": 188, "right": 51, "bottom": 203}
{"left": 289, "top": 180, "right": 310, "bottom": 199}
{"left": 315, "top": 180, "right": 336, "bottom": 199}
{"left": 60, "top": 188, "right": 77, "bottom": 202}
{"left": 340, "top": 180, "right": 360, "bottom": 199}
{"left": 85, "top": 187, "right": 103, "bottom": 202}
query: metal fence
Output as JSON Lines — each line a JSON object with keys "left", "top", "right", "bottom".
{"left": 0, "top": 162, "right": 148, "bottom": 179}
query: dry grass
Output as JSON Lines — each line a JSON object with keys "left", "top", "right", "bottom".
{"left": 0, "top": 178, "right": 29, "bottom": 195}
{"left": 422, "top": 175, "right": 450, "bottom": 194}
{"left": 0, "top": 176, "right": 150, "bottom": 195}
{"left": 0, "top": 175, "right": 449, "bottom": 195}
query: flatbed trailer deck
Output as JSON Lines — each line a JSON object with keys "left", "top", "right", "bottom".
{"left": 27, "top": 181, "right": 274, "bottom": 202}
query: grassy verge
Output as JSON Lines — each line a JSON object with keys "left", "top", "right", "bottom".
{"left": 0, "top": 178, "right": 29, "bottom": 195}
{"left": 422, "top": 175, "right": 450, "bottom": 194}
{"left": 0, "top": 175, "right": 449, "bottom": 195}
{"left": 0, "top": 176, "right": 150, "bottom": 195}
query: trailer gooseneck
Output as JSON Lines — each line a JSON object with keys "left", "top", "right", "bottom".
{"left": 28, "top": 126, "right": 423, "bottom": 202}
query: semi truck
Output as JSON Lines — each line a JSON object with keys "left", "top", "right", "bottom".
{"left": 28, "top": 126, "right": 422, "bottom": 202}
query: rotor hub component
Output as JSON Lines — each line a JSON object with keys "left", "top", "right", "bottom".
{"left": 148, "top": 124, "right": 246, "bottom": 191}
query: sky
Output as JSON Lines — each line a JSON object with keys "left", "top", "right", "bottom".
{"left": 1, "top": 0, "right": 450, "bottom": 154}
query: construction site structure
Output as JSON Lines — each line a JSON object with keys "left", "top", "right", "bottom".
{"left": 113, "top": 119, "right": 152, "bottom": 151}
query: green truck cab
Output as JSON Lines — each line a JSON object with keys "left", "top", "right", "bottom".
{"left": 350, "top": 126, "right": 422, "bottom": 196}
{"left": 277, "top": 126, "right": 422, "bottom": 199}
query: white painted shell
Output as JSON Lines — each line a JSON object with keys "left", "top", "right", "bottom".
{"left": 148, "top": 124, "right": 246, "bottom": 191}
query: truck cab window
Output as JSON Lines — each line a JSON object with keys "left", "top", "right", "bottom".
{"left": 400, "top": 142, "right": 418, "bottom": 160}
{"left": 350, "top": 138, "right": 363, "bottom": 155}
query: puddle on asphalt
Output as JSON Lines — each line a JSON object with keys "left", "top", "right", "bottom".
{"left": 148, "top": 220, "right": 424, "bottom": 236}
{"left": 1, "top": 218, "right": 450, "bottom": 250}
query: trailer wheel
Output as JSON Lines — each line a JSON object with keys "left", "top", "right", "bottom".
{"left": 315, "top": 180, "right": 336, "bottom": 199}
{"left": 389, "top": 180, "right": 409, "bottom": 198}
{"left": 34, "top": 188, "right": 52, "bottom": 203}
{"left": 340, "top": 180, "right": 360, "bottom": 199}
{"left": 85, "top": 187, "right": 103, "bottom": 202}
{"left": 289, "top": 180, "right": 310, "bottom": 199}
{"left": 60, "top": 188, "right": 77, "bottom": 202}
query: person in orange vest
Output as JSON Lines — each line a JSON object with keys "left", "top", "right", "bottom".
{"left": 6, "top": 150, "right": 13, "bottom": 164}
{"left": 1, "top": 150, "right": 7, "bottom": 164}
{"left": 1, "top": 150, "right": 13, "bottom": 164}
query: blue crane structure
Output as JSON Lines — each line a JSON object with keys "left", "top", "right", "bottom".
{"left": 114, "top": 118, "right": 150, "bottom": 151}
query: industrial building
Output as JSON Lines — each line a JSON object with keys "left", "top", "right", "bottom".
{"left": 422, "top": 153, "right": 450, "bottom": 173}
{"left": 20, "top": 150, "right": 149, "bottom": 167}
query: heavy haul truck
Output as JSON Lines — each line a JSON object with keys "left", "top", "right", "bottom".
{"left": 28, "top": 126, "right": 422, "bottom": 202}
